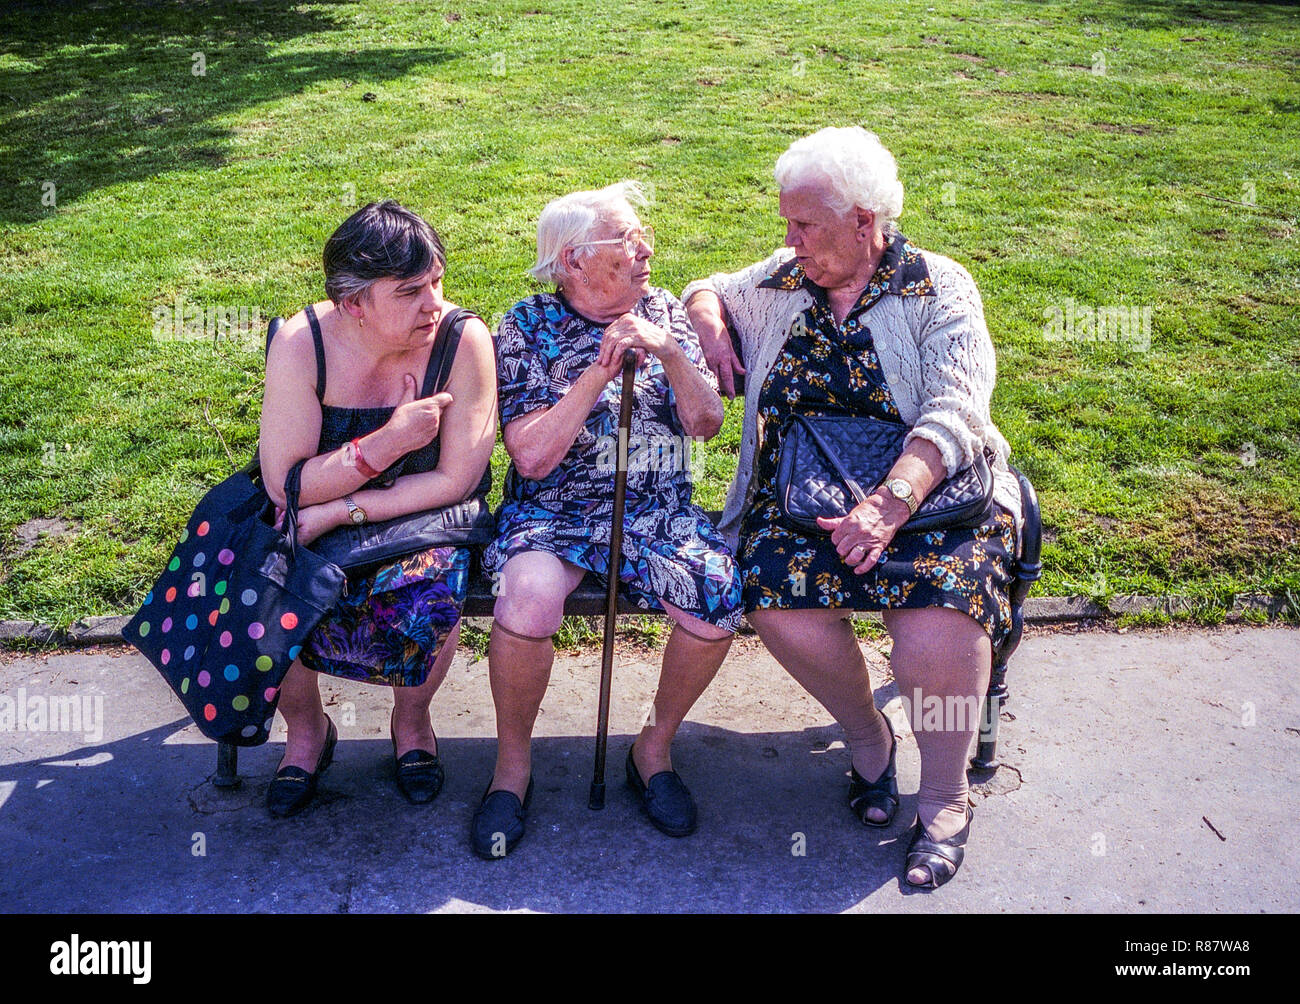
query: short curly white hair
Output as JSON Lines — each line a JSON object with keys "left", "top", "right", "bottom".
{"left": 529, "top": 180, "right": 649, "bottom": 288}
{"left": 774, "top": 127, "right": 904, "bottom": 237}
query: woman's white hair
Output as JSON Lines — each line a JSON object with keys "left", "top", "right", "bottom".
{"left": 774, "top": 127, "right": 904, "bottom": 237}
{"left": 529, "top": 180, "right": 649, "bottom": 288}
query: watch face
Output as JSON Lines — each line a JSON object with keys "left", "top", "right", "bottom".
{"left": 350, "top": 509, "right": 366, "bottom": 525}
{"left": 889, "top": 479, "right": 910, "bottom": 499}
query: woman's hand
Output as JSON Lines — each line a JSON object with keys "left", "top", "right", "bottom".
{"left": 592, "top": 321, "right": 647, "bottom": 381}
{"left": 275, "top": 502, "right": 344, "bottom": 547}
{"left": 816, "top": 490, "right": 912, "bottom": 574}
{"left": 604, "top": 313, "right": 677, "bottom": 359}
{"left": 381, "top": 373, "right": 455, "bottom": 455}
{"left": 685, "top": 290, "right": 745, "bottom": 399}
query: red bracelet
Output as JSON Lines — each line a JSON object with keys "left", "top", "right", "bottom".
{"left": 349, "top": 437, "right": 382, "bottom": 479}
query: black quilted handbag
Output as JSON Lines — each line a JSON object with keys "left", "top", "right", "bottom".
{"left": 776, "top": 414, "right": 995, "bottom": 534}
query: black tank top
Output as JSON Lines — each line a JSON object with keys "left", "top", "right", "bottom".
{"left": 301, "top": 303, "right": 492, "bottom": 499}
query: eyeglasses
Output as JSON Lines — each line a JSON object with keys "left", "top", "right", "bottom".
{"left": 572, "top": 225, "right": 655, "bottom": 256}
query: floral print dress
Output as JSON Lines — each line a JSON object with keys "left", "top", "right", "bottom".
{"left": 484, "top": 289, "right": 743, "bottom": 632}
{"left": 739, "top": 236, "right": 1016, "bottom": 647}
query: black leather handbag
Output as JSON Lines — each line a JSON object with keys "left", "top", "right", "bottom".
{"left": 313, "top": 496, "right": 496, "bottom": 571}
{"left": 776, "top": 413, "right": 995, "bottom": 534}
{"left": 310, "top": 307, "right": 496, "bottom": 572}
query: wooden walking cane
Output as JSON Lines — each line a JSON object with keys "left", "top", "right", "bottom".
{"left": 589, "top": 349, "right": 637, "bottom": 810}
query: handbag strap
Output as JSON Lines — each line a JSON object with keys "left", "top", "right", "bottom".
{"left": 281, "top": 458, "right": 309, "bottom": 555}
{"left": 795, "top": 415, "right": 880, "bottom": 506}
{"left": 422, "top": 306, "right": 475, "bottom": 397}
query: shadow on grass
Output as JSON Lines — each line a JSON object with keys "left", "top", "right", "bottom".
{"left": 0, "top": 0, "right": 457, "bottom": 223}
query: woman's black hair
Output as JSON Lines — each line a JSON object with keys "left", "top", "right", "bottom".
{"left": 322, "top": 200, "right": 447, "bottom": 304}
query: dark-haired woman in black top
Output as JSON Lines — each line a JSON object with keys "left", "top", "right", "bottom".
{"left": 257, "top": 200, "right": 497, "bottom": 816}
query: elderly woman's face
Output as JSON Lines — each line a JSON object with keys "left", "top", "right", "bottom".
{"left": 361, "top": 267, "right": 446, "bottom": 344}
{"left": 572, "top": 204, "right": 653, "bottom": 313}
{"left": 779, "top": 185, "right": 870, "bottom": 290}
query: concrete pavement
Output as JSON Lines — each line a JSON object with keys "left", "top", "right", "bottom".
{"left": 0, "top": 625, "right": 1296, "bottom": 913}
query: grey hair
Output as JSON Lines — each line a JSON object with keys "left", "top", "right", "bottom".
{"left": 323, "top": 199, "right": 446, "bottom": 305}
{"left": 773, "top": 127, "right": 904, "bottom": 237}
{"left": 529, "top": 180, "right": 649, "bottom": 288}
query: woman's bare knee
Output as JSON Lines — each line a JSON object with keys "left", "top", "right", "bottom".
{"left": 493, "top": 552, "right": 583, "bottom": 637}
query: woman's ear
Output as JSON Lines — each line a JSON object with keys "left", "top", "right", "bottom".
{"left": 340, "top": 294, "right": 365, "bottom": 321}
{"left": 561, "top": 246, "right": 584, "bottom": 281}
{"left": 855, "top": 208, "right": 877, "bottom": 241}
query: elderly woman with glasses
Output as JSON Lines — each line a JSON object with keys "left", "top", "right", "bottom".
{"left": 474, "top": 181, "right": 743, "bottom": 859}
{"left": 681, "top": 128, "right": 1024, "bottom": 889}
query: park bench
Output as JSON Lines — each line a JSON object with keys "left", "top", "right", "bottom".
{"left": 209, "top": 319, "right": 1042, "bottom": 789}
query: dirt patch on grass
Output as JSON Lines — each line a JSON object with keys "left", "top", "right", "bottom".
{"left": 1139, "top": 481, "right": 1300, "bottom": 575}
{"left": 7, "top": 518, "right": 78, "bottom": 561}
{"left": 1091, "top": 122, "right": 1164, "bottom": 135}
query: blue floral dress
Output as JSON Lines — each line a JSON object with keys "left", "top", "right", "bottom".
{"left": 739, "top": 236, "right": 1016, "bottom": 647}
{"left": 484, "top": 289, "right": 743, "bottom": 632}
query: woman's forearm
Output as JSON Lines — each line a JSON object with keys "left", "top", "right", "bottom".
{"left": 505, "top": 365, "right": 609, "bottom": 480}
{"left": 658, "top": 341, "right": 724, "bottom": 439}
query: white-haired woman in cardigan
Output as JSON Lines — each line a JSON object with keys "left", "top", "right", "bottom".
{"left": 682, "top": 127, "right": 1023, "bottom": 889}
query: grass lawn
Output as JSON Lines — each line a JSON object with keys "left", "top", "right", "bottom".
{"left": 1, "top": 0, "right": 1298, "bottom": 628}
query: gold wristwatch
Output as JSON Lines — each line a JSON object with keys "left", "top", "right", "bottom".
{"left": 884, "top": 477, "right": 919, "bottom": 516}
{"left": 343, "top": 495, "right": 367, "bottom": 525}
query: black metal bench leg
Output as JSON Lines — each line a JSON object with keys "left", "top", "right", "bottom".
{"left": 213, "top": 741, "right": 241, "bottom": 789}
{"left": 972, "top": 663, "right": 1009, "bottom": 770}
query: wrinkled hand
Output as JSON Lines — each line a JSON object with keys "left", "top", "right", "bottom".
{"left": 689, "top": 302, "right": 745, "bottom": 399}
{"left": 816, "top": 492, "right": 910, "bottom": 575}
{"left": 383, "top": 373, "right": 453, "bottom": 454}
{"left": 275, "top": 503, "right": 341, "bottom": 547}
{"left": 593, "top": 322, "right": 647, "bottom": 381}
{"left": 604, "top": 313, "right": 676, "bottom": 358}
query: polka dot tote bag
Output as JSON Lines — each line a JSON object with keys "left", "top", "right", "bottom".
{"left": 124, "top": 459, "right": 347, "bottom": 746}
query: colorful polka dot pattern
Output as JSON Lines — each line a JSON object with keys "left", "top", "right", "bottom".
{"left": 126, "top": 500, "right": 325, "bottom": 747}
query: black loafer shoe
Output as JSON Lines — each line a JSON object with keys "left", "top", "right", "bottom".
{"left": 390, "top": 715, "right": 444, "bottom": 805}
{"left": 470, "top": 777, "right": 533, "bottom": 860}
{"left": 267, "top": 715, "right": 337, "bottom": 818}
{"left": 394, "top": 749, "right": 445, "bottom": 804}
{"left": 626, "top": 746, "right": 696, "bottom": 837}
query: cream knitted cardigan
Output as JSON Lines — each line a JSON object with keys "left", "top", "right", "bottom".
{"left": 681, "top": 246, "right": 1022, "bottom": 552}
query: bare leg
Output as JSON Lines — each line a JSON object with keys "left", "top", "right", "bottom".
{"left": 391, "top": 620, "right": 461, "bottom": 756}
{"left": 883, "top": 606, "right": 991, "bottom": 882}
{"left": 748, "top": 608, "right": 894, "bottom": 819}
{"left": 276, "top": 658, "right": 329, "bottom": 771}
{"left": 631, "top": 604, "right": 732, "bottom": 778}
{"left": 487, "top": 552, "right": 586, "bottom": 799}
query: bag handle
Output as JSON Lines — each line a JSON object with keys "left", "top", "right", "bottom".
{"left": 281, "top": 458, "right": 309, "bottom": 555}
{"left": 423, "top": 306, "right": 474, "bottom": 397}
